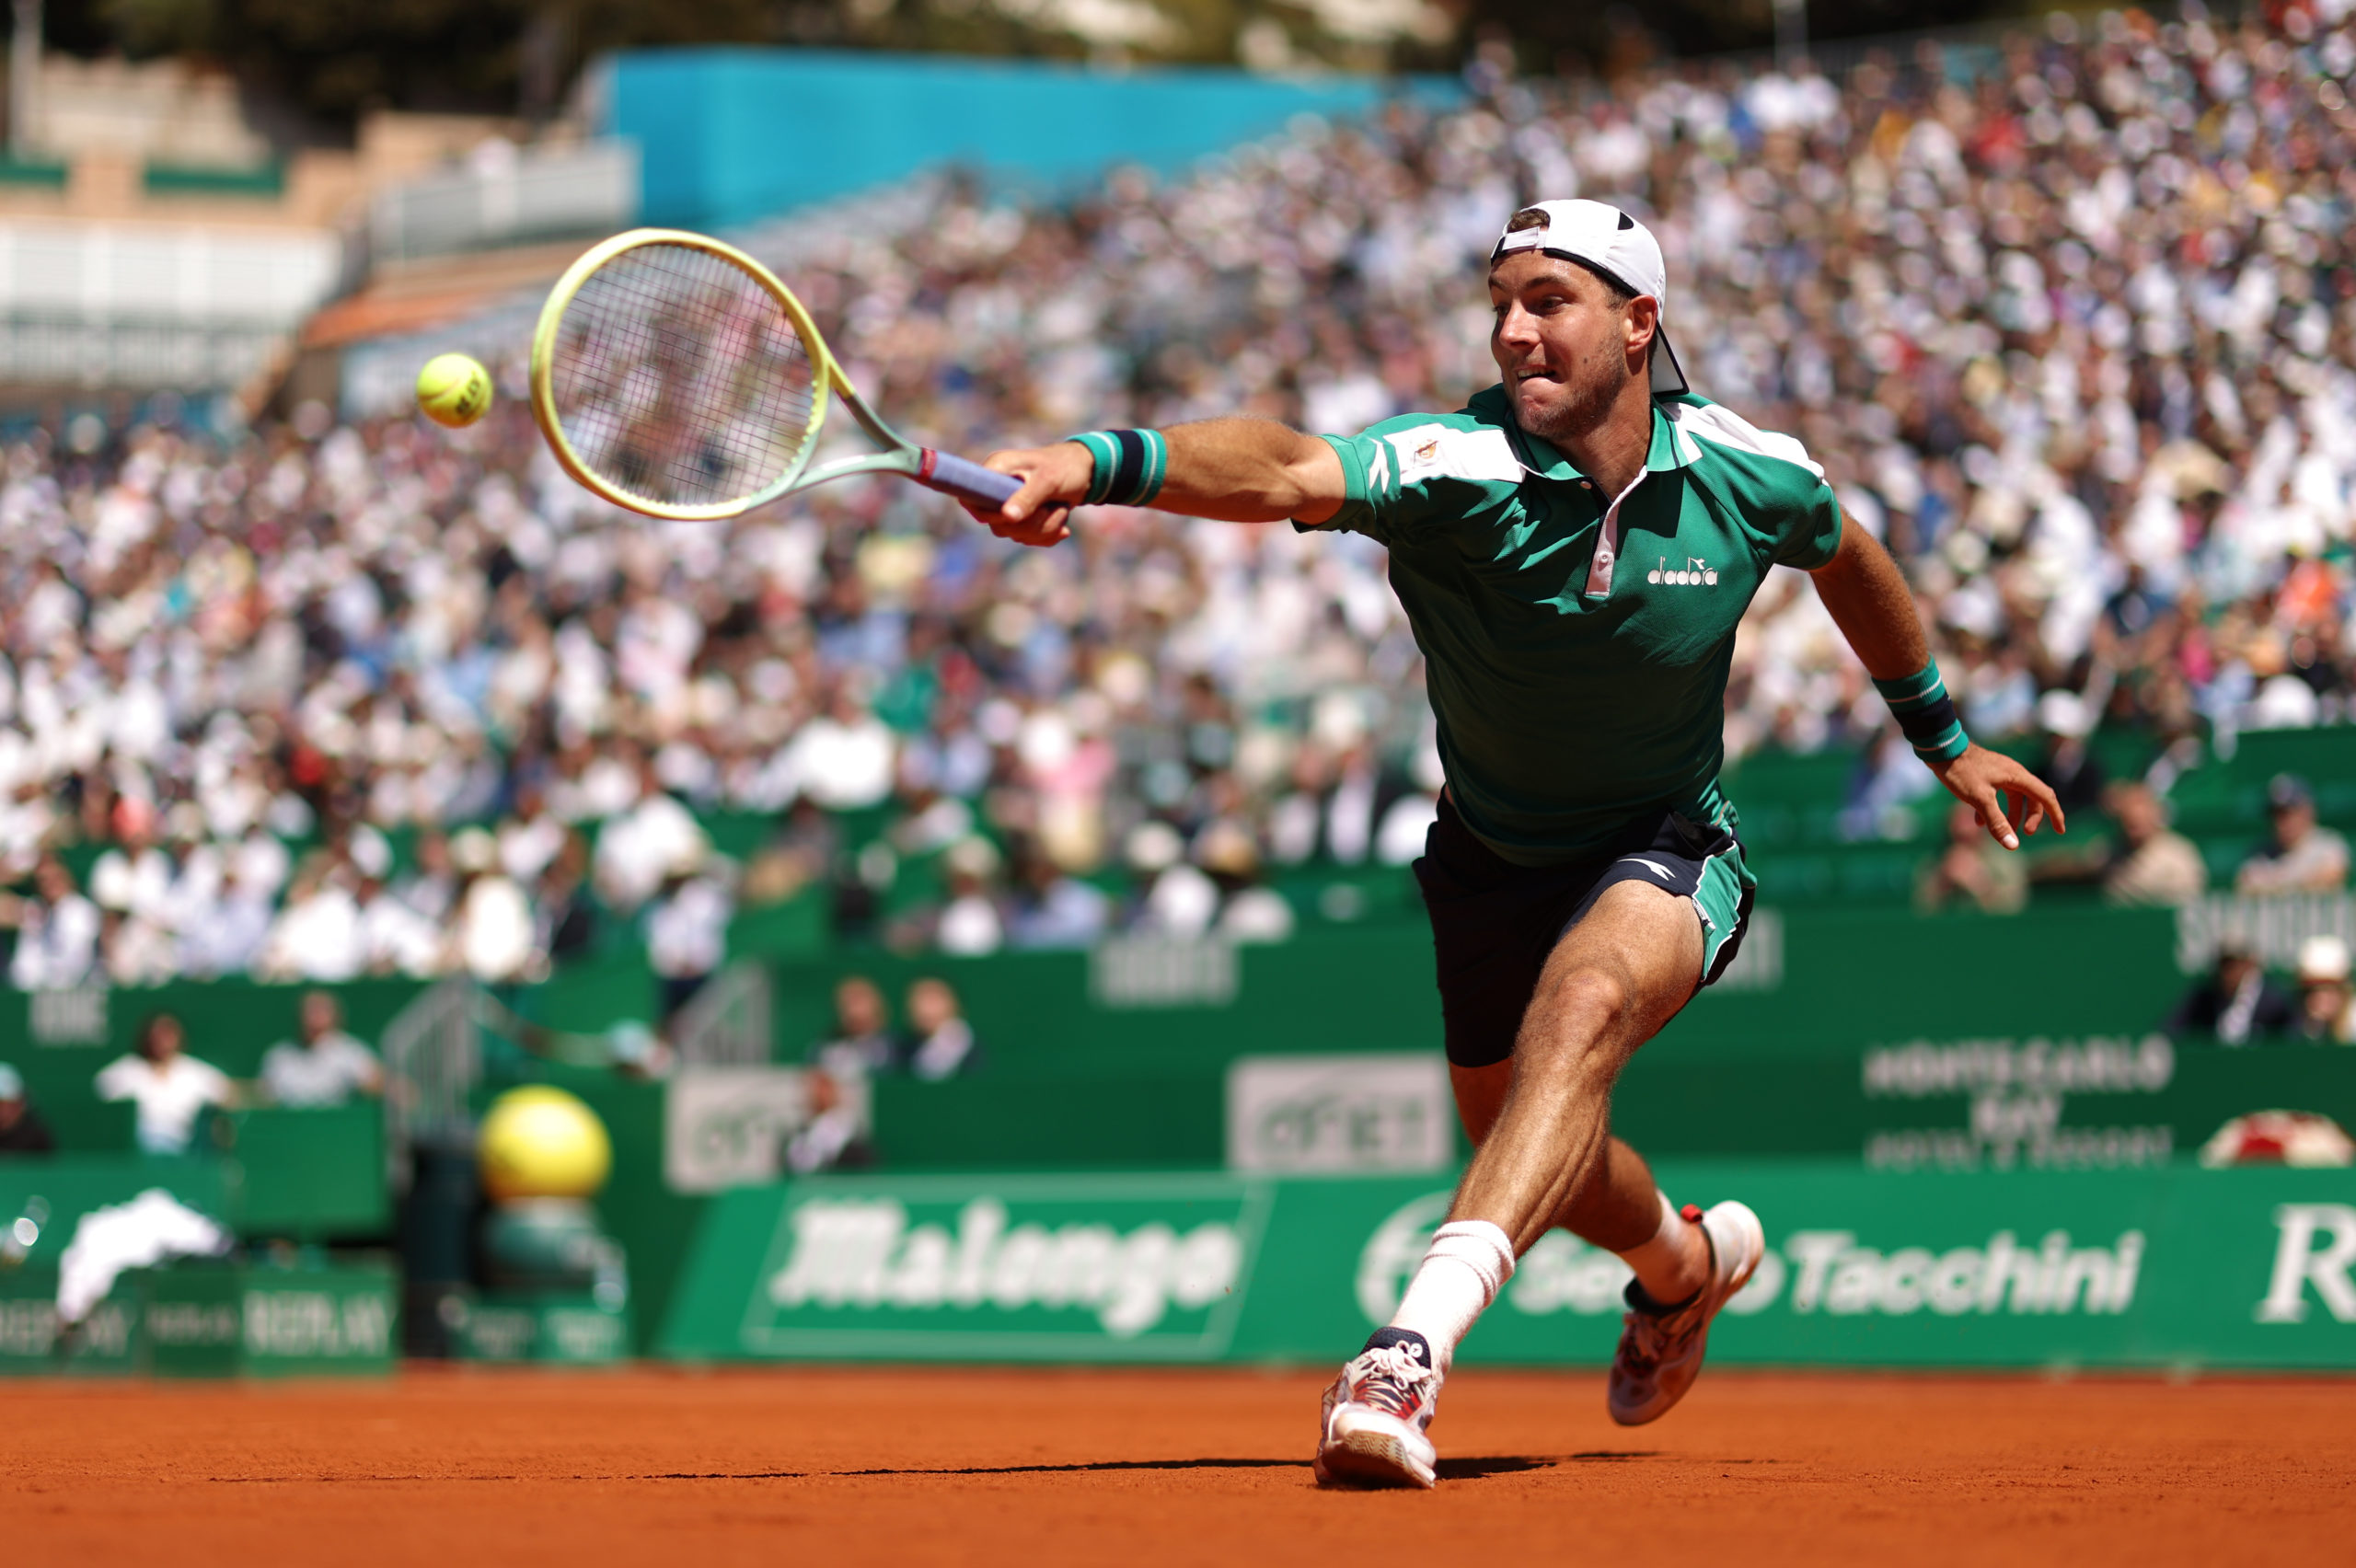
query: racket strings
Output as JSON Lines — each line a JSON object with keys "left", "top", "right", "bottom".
{"left": 547, "top": 243, "right": 820, "bottom": 508}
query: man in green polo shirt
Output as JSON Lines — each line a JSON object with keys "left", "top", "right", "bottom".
{"left": 969, "top": 198, "right": 2065, "bottom": 1489}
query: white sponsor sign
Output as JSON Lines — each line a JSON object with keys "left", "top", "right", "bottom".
{"left": 1091, "top": 936, "right": 1238, "bottom": 1008}
{"left": 664, "top": 1067, "right": 821, "bottom": 1194}
{"left": 242, "top": 1288, "right": 395, "bottom": 1359}
{"left": 2257, "top": 1203, "right": 2356, "bottom": 1324}
{"left": 1226, "top": 1054, "right": 1452, "bottom": 1174}
{"left": 29, "top": 986, "right": 107, "bottom": 1045}
{"left": 1861, "top": 1033, "right": 2177, "bottom": 1170}
{"left": 1355, "top": 1192, "right": 2144, "bottom": 1325}
{"left": 762, "top": 1194, "right": 1243, "bottom": 1338}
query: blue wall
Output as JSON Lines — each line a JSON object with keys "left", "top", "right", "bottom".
{"left": 601, "top": 49, "right": 1452, "bottom": 230}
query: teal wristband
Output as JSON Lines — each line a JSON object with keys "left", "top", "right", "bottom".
{"left": 1069, "top": 429, "right": 1167, "bottom": 507}
{"left": 1875, "top": 659, "right": 1970, "bottom": 763}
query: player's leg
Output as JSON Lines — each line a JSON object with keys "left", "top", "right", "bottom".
{"left": 1392, "top": 880, "right": 1761, "bottom": 1421}
{"left": 1449, "top": 1060, "right": 1703, "bottom": 1292}
{"left": 1388, "top": 881, "right": 1708, "bottom": 1355}
{"left": 1441, "top": 880, "right": 1702, "bottom": 1251}
{"left": 1316, "top": 882, "right": 1705, "bottom": 1489}
{"left": 1449, "top": 1035, "right": 1762, "bottom": 1424}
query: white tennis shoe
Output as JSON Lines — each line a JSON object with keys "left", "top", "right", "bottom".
{"left": 1312, "top": 1328, "right": 1443, "bottom": 1489}
{"left": 1607, "top": 1199, "right": 1764, "bottom": 1426}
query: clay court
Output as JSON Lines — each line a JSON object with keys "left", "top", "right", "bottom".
{"left": 8, "top": 1367, "right": 2352, "bottom": 1565}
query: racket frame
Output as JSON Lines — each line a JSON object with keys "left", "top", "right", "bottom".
{"left": 529, "top": 227, "right": 941, "bottom": 521}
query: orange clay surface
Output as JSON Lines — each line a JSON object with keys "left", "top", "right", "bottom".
{"left": 6, "top": 1367, "right": 2353, "bottom": 1566}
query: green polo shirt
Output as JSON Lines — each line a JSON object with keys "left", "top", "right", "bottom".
{"left": 1308, "top": 386, "right": 1843, "bottom": 866}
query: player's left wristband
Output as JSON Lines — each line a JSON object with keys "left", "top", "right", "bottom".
{"left": 1070, "top": 429, "right": 1168, "bottom": 507}
{"left": 1876, "top": 658, "right": 1971, "bottom": 764}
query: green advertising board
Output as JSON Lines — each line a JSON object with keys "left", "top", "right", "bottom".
{"left": 0, "top": 1268, "right": 138, "bottom": 1376}
{"left": 451, "top": 1293, "right": 634, "bottom": 1364}
{"left": 0, "top": 1261, "right": 395, "bottom": 1378}
{"left": 659, "top": 1164, "right": 2356, "bottom": 1371}
{"left": 812, "top": 903, "right": 2356, "bottom": 1175}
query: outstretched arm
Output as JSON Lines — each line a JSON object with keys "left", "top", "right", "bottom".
{"left": 964, "top": 419, "right": 1345, "bottom": 547}
{"left": 1808, "top": 523, "right": 2066, "bottom": 850}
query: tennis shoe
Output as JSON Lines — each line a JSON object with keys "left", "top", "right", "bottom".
{"left": 1606, "top": 1199, "right": 1764, "bottom": 1426}
{"left": 1312, "top": 1327, "right": 1442, "bottom": 1489}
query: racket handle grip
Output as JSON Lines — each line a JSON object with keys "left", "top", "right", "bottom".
{"left": 918, "top": 449, "right": 1023, "bottom": 509}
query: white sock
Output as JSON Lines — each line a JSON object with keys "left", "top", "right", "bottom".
{"left": 1387, "top": 1220, "right": 1516, "bottom": 1369}
{"left": 1617, "top": 1192, "right": 1709, "bottom": 1305}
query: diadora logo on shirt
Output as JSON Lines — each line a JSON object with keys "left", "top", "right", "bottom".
{"left": 1648, "top": 557, "right": 1718, "bottom": 586}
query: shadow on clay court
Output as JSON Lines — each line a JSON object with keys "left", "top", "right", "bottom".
{"left": 739, "top": 1452, "right": 1658, "bottom": 1481}
{"left": 205, "top": 1454, "right": 1665, "bottom": 1485}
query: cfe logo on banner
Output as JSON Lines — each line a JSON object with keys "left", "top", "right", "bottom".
{"left": 1226, "top": 1055, "right": 1452, "bottom": 1174}
{"left": 735, "top": 1174, "right": 1269, "bottom": 1358}
{"left": 665, "top": 1067, "right": 861, "bottom": 1193}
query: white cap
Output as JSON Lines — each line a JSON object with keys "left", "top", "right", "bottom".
{"left": 2298, "top": 933, "right": 2350, "bottom": 985}
{"left": 1492, "top": 199, "right": 1690, "bottom": 396}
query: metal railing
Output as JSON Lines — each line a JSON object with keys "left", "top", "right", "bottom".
{"left": 671, "top": 959, "right": 775, "bottom": 1069}
{"left": 378, "top": 974, "right": 481, "bottom": 1188}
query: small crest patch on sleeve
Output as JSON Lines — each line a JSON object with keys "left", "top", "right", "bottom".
{"left": 1384, "top": 425, "right": 1521, "bottom": 486}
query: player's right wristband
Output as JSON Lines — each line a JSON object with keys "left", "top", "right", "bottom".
{"left": 1069, "top": 429, "right": 1168, "bottom": 507}
{"left": 1876, "top": 659, "right": 1971, "bottom": 764}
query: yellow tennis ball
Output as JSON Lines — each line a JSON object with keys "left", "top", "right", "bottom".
{"left": 477, "top": 1085, "right": 612, "bottom": 1202}
{"left": 416, "top": 352, "right": 492, "bottom": 428}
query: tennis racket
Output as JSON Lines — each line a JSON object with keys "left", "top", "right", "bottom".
{"left": 527, "top": 227, "right": 1022, "bottom": 520}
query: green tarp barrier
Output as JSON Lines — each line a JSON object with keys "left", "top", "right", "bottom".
{"left": 811, "top": 905, "right": 2354, "bottom": 1170}
{"left": 0, "top": 1261, "right": 397, "bottom": 1378}
{"left": 0, "top": 976, "right": 424, "bottom": 1152}
{"left": 216, "top": 1104, "right": 387, "bottom": 1239}
{"left": 658, "top": 1164, "right": 2356, "bottom": 1370}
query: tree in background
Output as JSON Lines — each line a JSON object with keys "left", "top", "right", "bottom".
{"left": 1462, "top": 0, "right": 2025, "bottom": 76}
{"left": 40, "top": 0, "right": 2029, "bottom": 133}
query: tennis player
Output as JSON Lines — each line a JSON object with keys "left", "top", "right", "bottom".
{"left": 969, "top": 199, "right": 2065, "bottom": 1488}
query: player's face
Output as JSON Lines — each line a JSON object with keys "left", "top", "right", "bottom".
{"left": 1487, "top": 254, "right": 1655, "bottom": 444}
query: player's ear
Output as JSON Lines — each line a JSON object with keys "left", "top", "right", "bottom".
{"left": 1626, "top": 295, "right": 1659, "bottom": 359}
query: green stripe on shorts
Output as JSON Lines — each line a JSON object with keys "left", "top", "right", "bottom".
{"left": 1693, "top": 835, "right": 1756, "bottom": 984}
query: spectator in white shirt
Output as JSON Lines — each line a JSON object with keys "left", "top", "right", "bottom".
{"left": 453, "top": 827, "right": 537, "bottom": 984}
{"left": 11, "top": 856, "right": 100, "bottom": 991}
{"left": 394, "top": 831, "right": 457, "bottom": 927}
{"left": 94, "top": 1012, "right": 235, "bottom": 1154}
{"left": 101, "top": 909, "right": 179, "bottom": 987}
{"left": 259, "top": 990, "right": 384, "bottom": 1108}
{"left": 785, "top": 687, "right": 897, "bottom": 812}
{"left": 182, "top": 859, "right": 272, "bottom": 979}
{"left": 646, "top": 854, "right": 733, "bottom": 1023}
{"left": 356, "top": 873, "right": 444, "bottom": 977}
{"left": 257, "top": 861, "right": 367, "bottom": 983}
{"left": 933, "top": 837, "right": 1005, "bottom": 957}
{"left": 595, "top": 768, "right": 708, "bottom": 917}
{"left": 497, "top": 788, "right": 566, "bottom": 885}
{"left": 89, "top": 820, "right": 174, "bottom": 926}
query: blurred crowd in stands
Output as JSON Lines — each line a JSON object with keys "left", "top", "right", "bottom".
{"left": 0, "top": 4, "right": 2351, "bottom": 992}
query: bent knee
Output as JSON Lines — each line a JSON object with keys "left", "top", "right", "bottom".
{"left": 1511, "top": 965, "right": 1640, "bottom": 1072}
{"left": 1545, "top": 964, "right": 1635, "bottom": 1028}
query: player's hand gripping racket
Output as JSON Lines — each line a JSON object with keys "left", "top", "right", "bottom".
{"left": 528, "top": 227, "right": 1022, "bottom": 519}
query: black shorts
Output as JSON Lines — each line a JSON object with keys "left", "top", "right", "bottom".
{"left": 1412, "top": 795, "right": 1756, "bottom": 1069}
